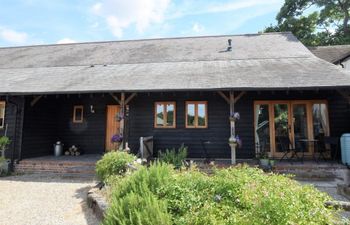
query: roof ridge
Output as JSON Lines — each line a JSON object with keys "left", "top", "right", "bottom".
{"left": 0, "top": 55, "right": 313, "bottom": 70}
{"left": 0, "top": 32, "right": 293, "bottom": 49}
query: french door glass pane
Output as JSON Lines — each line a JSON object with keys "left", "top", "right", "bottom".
{"left": 156, "top": 104, "right": 164, "bottom": 126}
{"left": 197, "top": 103, "right": 206, "bottom": 126}
{"left": 274, "top": 104, "right": 289, "bottom": 152}
{"left": 187, "top": 103, "right": 195, "bottom": 126}
{"left": 293, "top": 104, "right": 309, "bottom": 151}
{"left": 166, "top": 103, "right": 174, "bottom": 126}
{"left": 255, "top": 104, "right": 270, "bottom": 153}
{"left": 313, "top": 103, "right": 329, "bottom": 138}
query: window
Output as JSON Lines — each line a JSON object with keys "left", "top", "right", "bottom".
{"left": 154, "top": 102, "right": 176, "bottom": 128}
{"left": 0, "top": 102, "right": 5, "bottom": 129}
{"left": 186, "top": 101, "right": 207, "bottom": 128}
{"left": 73, "top": 105, "right": 84, "bottom": 123}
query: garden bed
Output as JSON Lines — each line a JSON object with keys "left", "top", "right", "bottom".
{"left": 95, "top": 151, "right": 349, "bottom": 225}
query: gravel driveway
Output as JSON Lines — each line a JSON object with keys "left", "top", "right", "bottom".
{"left": 0, "top": 174, "right": 100, "bottom": 225}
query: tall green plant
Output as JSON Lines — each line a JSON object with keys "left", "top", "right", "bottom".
{"left": 0, "top": 136, "right": 10, "bottom": 158}
{"left": 158, "top": 144, "right": 188, "bottom": 168}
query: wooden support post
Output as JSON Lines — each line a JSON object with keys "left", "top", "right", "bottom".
{"left": 109, "top": 93, "right": 121, "bottom": 104}
{"left": 125, "top": 93, "right": 137, "bottom": 105}
{"left": 229, "top": 91, "right": 236, "bottom": 165}
{"left": 30, "top": 95, "right": 43, "bottom": 107}
{"left": 217, "top": 91, "right": 230, "bottom": 104}
{"left": 120, "top": 93, "right": 126, "bottom": 150}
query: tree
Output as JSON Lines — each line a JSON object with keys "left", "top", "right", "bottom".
{"left": 264, "top": 0, "right": 350, "bottom": 46}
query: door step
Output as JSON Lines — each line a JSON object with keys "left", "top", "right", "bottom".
{"left": 14, "top": 159, "right": 97, "bottom": 176}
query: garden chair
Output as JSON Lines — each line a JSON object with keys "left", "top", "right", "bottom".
{"left": 278, "top": 136, "right": 299, "bottom": 162}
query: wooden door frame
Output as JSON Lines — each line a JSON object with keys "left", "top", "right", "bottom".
{"left": 254, "top": 100, "right": 329, "bottom": 158}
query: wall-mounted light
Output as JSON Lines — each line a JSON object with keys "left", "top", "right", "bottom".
{"left": 90, "top": 105, "right": 95, "bottom": 113}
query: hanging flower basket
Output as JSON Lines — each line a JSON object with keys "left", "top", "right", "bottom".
{"left": 228, "top": 135, "right": 242, "bottom": 148}
{"left": 115, "top": 112, "right": 125, "bottom": 122}
{"left": 111, "top": 134, "right": 123, "bottom": 150}
{"left": 229, "top": 112, "right": 240, "bottom": 122}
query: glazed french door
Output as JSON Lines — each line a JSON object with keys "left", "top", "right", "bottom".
{"left": 254, "top": 100, "right": 329, "bottom": 157}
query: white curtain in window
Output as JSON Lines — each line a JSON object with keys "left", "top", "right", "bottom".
{"left": 254, "top": 104, "right": 260, "bottom": 155}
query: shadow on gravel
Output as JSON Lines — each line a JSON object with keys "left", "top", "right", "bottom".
{"left": 75, "top": 186, "right": 101, "bottom": 225}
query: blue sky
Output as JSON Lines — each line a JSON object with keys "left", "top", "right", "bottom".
{"left": 0, "top": 0, "right": 284, "bottom": 47}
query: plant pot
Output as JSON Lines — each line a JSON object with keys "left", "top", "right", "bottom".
{"left": 229, "top": 142, "right": 238, "bottom": 148}
{"left": 269, "top": 160, "right": 276, "bottom": 167}
{"left": 229, "top": 117, "right": 236, "bottom": 122}
{"left": 259, "top": 158, "right": 270, "bottom": 167}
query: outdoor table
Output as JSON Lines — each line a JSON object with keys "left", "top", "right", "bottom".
{"left": 298, "top": 139, "right": 319, "bottom": 162}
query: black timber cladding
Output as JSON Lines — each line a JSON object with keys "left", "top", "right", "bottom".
{"left": 2, "top": 90, "right": 349, "bottom": 160}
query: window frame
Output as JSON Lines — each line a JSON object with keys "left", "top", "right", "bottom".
{"left": 73, "top": 105, "right": 84, "bottom": 123}
{"left": 154, "top": 101, "right": 176, "bottom": 128}
{"left": 0, "top": 101, "right": 5, "bottom": 129}
{"left": 185, "top": 101, "right": 208, "bottom": 128}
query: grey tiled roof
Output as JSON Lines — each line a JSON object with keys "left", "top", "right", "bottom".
{"left": 309, "top": 45, "right": 350, "bottom": 63}
{"left": 0, "top": 32, "right": 350, "bottom": 94}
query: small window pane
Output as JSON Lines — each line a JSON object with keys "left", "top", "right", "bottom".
{"left": 166, "top": 103, "right": 174, "bottom": 126}
{"left": 73, "top": 106, "right": 84, "bottom": 123}
{"left": 197, "top": 103, "right": 206, "bottom": 126}
{"left": 156, "top": 104, "right": 164, "bottom": 126}
{"left": 187, "top": 104, "right": 195, "bottom": 126}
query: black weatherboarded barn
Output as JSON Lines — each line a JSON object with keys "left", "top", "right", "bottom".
{"left": 0, "top": 32, "right": 350, "bottom": 165}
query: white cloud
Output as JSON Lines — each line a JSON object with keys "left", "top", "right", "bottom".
{"left": 57, "top": 38, "right": 77, "bottom": 44}
{"left": 92, "top": 0, "right": 171, "bottom": 38}
{"left": 192, "top": 23, "right": 205, "bottom": 33}
{"left": 0, "top": 27, "right": 28, "bottom": 44}
{"left": 168, "top": 0, "right": 282, "bottom": 19}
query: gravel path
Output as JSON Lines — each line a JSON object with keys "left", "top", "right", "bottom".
{"left": 0, "top": 174, "right": 100, "bottom": 225}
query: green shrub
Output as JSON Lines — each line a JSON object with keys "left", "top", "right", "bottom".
{"left": 103, "top": 164, "right": 343, "bottom": 225}
{"left": 158, "top": 144, "right": 187, "bottom": 168}
{"left": 0, "top": 136, "right": 10, "bottom": 150}
{"left": 103, "top": 163, "right": 174, "bottom": 225}
{"left": 95, "top": 151, "right": 136, "bottom": 182}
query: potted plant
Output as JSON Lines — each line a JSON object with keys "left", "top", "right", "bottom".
{"left": 258, "top": 149, "right": 270, "bottom": 167}
{"left": 111, "top": 134, "right": 123, "bottom": 150}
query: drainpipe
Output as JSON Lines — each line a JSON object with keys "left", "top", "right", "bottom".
{"left": 6, "top": 96, "right": 18, "bottom": 171}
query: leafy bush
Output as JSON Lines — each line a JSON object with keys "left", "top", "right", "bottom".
{"left": 103, "top": 164, "right": 343, "bottom": 225}
{"left": 103, "top": 163, "right": 174, "bottom": 225}
{"left": 0, "top": 136, "right": 10, "bottom": 150}
{"left": 158, "top": 144, "right": 187, "bottom": 168}
{"left": 95, "top": 151, "right": 136, "bottom": 182}
{"left": 0, "top": 136, "right": 10, "bottom": 157}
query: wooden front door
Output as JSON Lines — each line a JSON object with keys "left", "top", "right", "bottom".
{"left": 105, "top": 105, "right": 120, "bottom": 151}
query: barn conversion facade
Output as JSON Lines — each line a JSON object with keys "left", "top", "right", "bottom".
{"left": 0, "top": 32, "right": 350, "bottom": 165}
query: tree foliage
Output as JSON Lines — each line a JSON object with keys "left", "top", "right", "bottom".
{"left": 265, "top": 0, "right": 350, "bottom": 46}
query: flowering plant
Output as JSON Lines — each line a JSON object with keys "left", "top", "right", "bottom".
{"left": 229, "top": 112, "right": 240, "bottom": 121}
{"left": 229, "top": 135, "right": 242, "bottom": 148}
{"left": 111, "top": 134, "right": 123, "bottom": 143}
{"left": 116, "top": 112, "right": 125, "bottom": 122}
